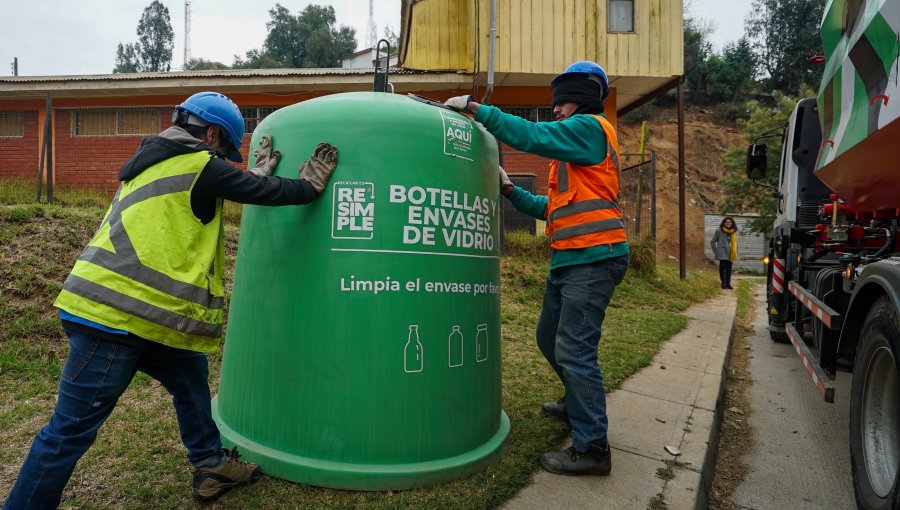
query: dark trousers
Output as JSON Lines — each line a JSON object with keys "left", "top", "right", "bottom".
{"left": 4, "top": 331, "right": 221, "bottom": 510}
{"left": 719, "top": 260, "right": 733, "bottom": 288}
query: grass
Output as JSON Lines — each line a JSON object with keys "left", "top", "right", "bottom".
{"left": 0, "top": 179, "right": 719, "bottom": 509}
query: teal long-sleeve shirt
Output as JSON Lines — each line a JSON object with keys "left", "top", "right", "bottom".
{"left": 474, "top": 104, "right": 629, "bottom": 269}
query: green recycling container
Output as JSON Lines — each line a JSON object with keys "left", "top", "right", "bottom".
{"left": 211, "top": 92, "right": 509, "bottom": 490}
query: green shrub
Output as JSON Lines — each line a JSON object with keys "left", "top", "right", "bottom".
{"left": 628, "top": 232, "right": 657, "bottom": 276}
{"left": 502, "top": 230, "right": 549, "bottom": 259}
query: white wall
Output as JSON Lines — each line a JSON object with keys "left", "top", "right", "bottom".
{"left": 704, "top": 214, "right": 767, "bottom": 273}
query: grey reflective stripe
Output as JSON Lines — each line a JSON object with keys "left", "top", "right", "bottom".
{"left": 550, "top": 198, "right": 619, "bottom": 221}
{"left": 106, "top": 174, "right": 196, "bottom": 259}
{"left": 83, "top": 172, "right": 223, "bottom": 310}
{"left": 78, "top": 246, "right": 224, "bottom": 310}
{"left": 550, "top": 218, "right": 625, "bottom": 242}
{"left": 62, "top": 274, "right": 222, "bottom": 338}
{"left": 557, "top": 161, "right": 569, "bottom": 192}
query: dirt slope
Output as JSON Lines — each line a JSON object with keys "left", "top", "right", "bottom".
{"left": 618, "top": 108, "right": 747, "bottom": 269}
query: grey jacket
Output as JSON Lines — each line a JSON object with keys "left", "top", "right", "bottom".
{"left": 710, "top": 229, "right": 734, "bottom": 261}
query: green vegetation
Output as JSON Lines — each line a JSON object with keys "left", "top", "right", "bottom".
{"left": 114, "top": 0, "right": 175, "bottom": 73}
{"left": 0, "top": 181, "right": 718, "bottom": 509}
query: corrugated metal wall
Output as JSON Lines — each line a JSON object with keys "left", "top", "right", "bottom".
{"left": 704, "top": 214, "right": 767, "bottom": 274}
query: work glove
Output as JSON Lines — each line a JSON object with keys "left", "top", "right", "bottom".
{"left": 444, "top": 95, "right": 473, "bottom": 112}
{"left": 299, "top": 142, "right": 339, "bottom": 193}
{"left": 250, "top": 136, "right": 281, "bottom": 177}
{"left": 498, "top": 165, "right": 514, "bottom": 196}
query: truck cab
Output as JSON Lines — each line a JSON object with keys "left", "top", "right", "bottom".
{"left": 748, "top": 97, "right": 831, "bottom": 341}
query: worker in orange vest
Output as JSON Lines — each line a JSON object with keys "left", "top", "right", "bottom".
{"left": 446, "top": 60, "right": 628, "bottom": 476}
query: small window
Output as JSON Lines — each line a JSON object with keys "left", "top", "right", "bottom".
{"left": 72, "top": 108, "right": 159, "bottom": 136}
{"left": 609, "top": 0, "right": 635, "bottom": 33}
{"left": 0, "top": 112, "right": 24, "bottom": 137}
{"left": 240, "top": 107, "right": 281, "bottom": 134}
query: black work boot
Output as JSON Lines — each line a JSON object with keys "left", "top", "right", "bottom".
{"left": 191, "top": 447, "right": 262, "bottom": 502}
{"left": 541, "top": 396, "right": 568, "bottom": 421}
{"left": 539, "top": 442, "right": 612, "bottom": 476}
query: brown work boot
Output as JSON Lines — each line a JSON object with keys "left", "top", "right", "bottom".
{"left": 539, "top": 442, "right": 611, "bottom": 476}
{"left": 190, "top": 447, "right": 262, "bottom": 502}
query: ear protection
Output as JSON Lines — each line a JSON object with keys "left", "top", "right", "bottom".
{"left": 171, "top": 108, "right": 190, "bottom": 125}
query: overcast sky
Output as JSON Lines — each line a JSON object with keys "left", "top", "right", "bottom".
{"left": 0, "top": 0, "right": 751, "bottom": 77}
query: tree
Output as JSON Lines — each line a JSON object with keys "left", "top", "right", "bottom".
{"left": 233, "top": 3, "right": 357, "bottom": 69}
{"left": 184, "top": 58, "right": 230, "bottom": 71}
{"left": 718, "top": 86, "right": 815, "bottom": 233}
{"left": 683, "top": 12, "right": 714, "bottom": 104}
{"left": 705, "top": 39, "right": 755, "bottom": 104}
{"left": 114, "top": 43, "right": 140, "bottom": 73}
{"left": 745, "top": 0, "right": 825, "bottom": 95}
{"left": 379, "top": 26, "right": 399, "bottom": 54}
{"left": 113, "top": 1, "right": 174, "bottom": 73}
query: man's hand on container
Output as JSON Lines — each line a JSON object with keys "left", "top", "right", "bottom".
{"left": 445, "top": 95, "right": 479, "bottom": 113}
{"left": 299, "top": 142, "right": 338, "bottom": 193}
{"left": 250, "top": 136, "right": 281, "bottom": 177}
{"left": 498, "top": 166, "right": 514, "bottom": 197}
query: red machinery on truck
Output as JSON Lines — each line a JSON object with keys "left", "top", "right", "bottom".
{"left": 746, "top": 2, "right": 900, "bottom": 509}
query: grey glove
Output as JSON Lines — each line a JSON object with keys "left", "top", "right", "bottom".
{"left": 250, "top": 136, "right": 281, "bottom": 177}
{"left": 299, "top": 142, "right": 339, "bottom": 193}
{"left": 498, "top": 166, "right": 514, "bottom": 196}
{"left": 444, "top": 95, "right": 473, "bottom": 112}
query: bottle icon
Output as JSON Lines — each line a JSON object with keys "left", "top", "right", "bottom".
{"left": 404, "top": 325, "right": 423, "bottom": 373}
{"left": 449, "top": 325, "right": 463, "bottom": 367}
{"left": 476, "top": 324, "right": 488, "bottom": 362}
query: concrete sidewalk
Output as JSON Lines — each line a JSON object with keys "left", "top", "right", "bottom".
{"left": 502, "top": 290, "right": 738, "bottom": 510}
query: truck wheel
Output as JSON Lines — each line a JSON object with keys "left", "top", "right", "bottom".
{"left": 769, "top": 327, "right": 789, "bottom": 343}
{"left": 851, "top": 297, "right": 900, "bottom": 510}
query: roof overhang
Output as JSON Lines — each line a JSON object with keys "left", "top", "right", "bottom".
{"left": 0, "top": 68, "right": 681, "bottom": 112}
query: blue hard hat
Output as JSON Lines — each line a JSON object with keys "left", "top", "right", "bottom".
{"left": 551, "top": 61, "right": 609, "bottom": 99}
{"left": 174, "top": 92, "right": 245, "bottom": 162}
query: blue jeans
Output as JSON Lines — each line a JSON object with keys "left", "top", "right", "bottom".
{"left": 4, "top": 330, "right": 222, "bottom": 510}
{"left": 536, "top": 255, "right": 628, "bottom": 452}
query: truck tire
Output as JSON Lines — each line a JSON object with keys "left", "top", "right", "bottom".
{"left": 851, "top": 297, "right": 900, "bottom": 510}
{"left": 769, "top": 326, "right": 789, "bottom": 343}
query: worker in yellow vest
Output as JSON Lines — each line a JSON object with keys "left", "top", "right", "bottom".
{"left": 446, "top": 61, "right": 628, "bottom": 476}
{"left": 4, "top": 92, "right": 337, "bottom": 508}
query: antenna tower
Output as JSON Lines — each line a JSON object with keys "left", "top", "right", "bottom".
{"left": 184, "top": 0, "right": 192, "bottom": 66}
{"left": 366, "top": 0, "right": 377, "bottom": 49}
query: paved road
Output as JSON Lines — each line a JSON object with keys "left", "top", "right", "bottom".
{"left": 729, "top": 286, "right": 855, "bottom": 509}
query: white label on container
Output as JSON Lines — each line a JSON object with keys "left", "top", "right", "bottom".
{"left": 388, "top": 184, "right": 498, "bottom": 253}
{"left": 440, "top": 110, "right": 474, "bottom": 161}
{"left": 332, "top": 181, "right": 375, "bottom": 240}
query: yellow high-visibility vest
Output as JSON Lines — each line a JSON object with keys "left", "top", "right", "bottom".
{"left": 55, "top": 150, "right": 226, "bottom": 352}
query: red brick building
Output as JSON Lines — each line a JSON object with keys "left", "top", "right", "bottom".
{"left": 0, "top": 69, "right": 590, "bottom": 195}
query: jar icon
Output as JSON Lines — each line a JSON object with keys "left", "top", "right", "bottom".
{"left": 476, "top": 324, "right": 488, "bottom": 362}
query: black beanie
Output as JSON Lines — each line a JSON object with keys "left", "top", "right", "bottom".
{"left": 551, "top": 75, "right": 606, "bottom": 115}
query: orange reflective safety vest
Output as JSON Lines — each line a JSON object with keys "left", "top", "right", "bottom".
{"left": 545, "top": 115, "right": 626, "bottom": 250}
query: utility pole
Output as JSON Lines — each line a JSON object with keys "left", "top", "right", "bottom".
{"left": 11, "top": 57, "right": 17, "bottom": 76}
{"left": 184, "top": 0, "right": 191, "bottom": 67}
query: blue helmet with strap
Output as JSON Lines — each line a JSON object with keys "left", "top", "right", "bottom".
{"left": 551, "top": 61, "right": 609, "bottom": 100}
{"left": 173, "top": 92, "right": 245, "bottom": 162}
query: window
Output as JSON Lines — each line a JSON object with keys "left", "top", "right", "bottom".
{"left": 501, "top": 107, "right": 555, "bottom": 123}
{"left": 609, "top": 0, "right": 634, "bottom": 33}
{"left": 240, "top": 107, "right": 281, "bottom": 134}
{"left": 0, "top": 112, "right": 24, "bottom": 137}
{"left": 72, "top": 108, "right": 159, "bottom": 136}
